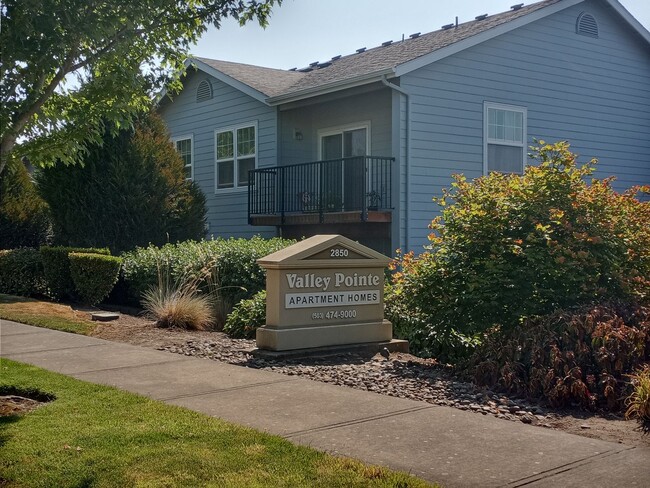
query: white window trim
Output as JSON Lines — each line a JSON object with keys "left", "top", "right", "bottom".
{"left": 316, "top": 121, "right": 371, "bottom": 160}
{"left": 483, "top": 102, "right": 527, "bottom": 175}
{"left": 214, "top": 121, "right": 258, "bottom": 194}
{"left": 171, "top": 134, "right": 194, "bottom": 180}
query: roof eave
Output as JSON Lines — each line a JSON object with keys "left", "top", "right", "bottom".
{"left": 394, "top": 0, "right": 585, "bottom": 77}
{"left": 606, "top": 0, "right": 650, "bottom": 45}
{"left": 267, "top": 68, "right": 396, "bottom": 106}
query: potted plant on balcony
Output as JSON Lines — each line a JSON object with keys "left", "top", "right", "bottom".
{"left": 366, "top": 190, "right": 382, "bottom": 211}
{"left": 323, "top": 192, "right": 343, "bottom": 212}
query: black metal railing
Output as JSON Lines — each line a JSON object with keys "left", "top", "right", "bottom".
{"left": 248, "top": 156, "right": 394, "bottom": 223}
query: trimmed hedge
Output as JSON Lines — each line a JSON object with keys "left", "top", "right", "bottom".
{"left": 121, "top": 236, "right": 294, "bottom": 326}
{"left": 223, "top": 290, "right": 266, "bottom": 339}
{"left": 40, "top": 246, "right": 110, "bottom": 300}
{"left": 0, "top": 249, "right": 46, "bottom": 297}
{"left": 69, "top": 253, "right": 122, "bottom": 305}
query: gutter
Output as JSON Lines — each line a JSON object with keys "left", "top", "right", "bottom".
{"left": 381, "top": 75, "right": 410, "bottom": 252}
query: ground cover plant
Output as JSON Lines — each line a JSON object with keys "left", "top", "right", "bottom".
{"left": 223, "top": 290, "right": 267, "bottom": 339}
{"left": 0, "top": 360, "right": 433, "bottom": 488}
{"left": 467, "top": 301, "right": 650, "bottom": 411}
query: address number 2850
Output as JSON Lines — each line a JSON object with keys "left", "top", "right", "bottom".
{"left": 330, "top": 248, "right": 349, "bottom": 258}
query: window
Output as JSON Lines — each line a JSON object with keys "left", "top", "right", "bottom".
{"left": 484, "top": 102, "right": 527, "bottom": 174}
{"left": 215, "top": 123, "right": 256, "bottom": 190}
{"left": 172, "top": 135, "right": 193, "bottom": 179}
{"left": 318, "top": 123, "right": 370, "bottom": 160}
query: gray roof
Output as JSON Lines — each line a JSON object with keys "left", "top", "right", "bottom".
{"left": 193, "top": 58, "right": 303, "bottom": 98}
{"left": 192, "top": 0, "right": 563, "bottom": 101}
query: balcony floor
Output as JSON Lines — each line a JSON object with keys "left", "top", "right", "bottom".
{"left": 249, "top": 210, "right": 391, "bottom": 227}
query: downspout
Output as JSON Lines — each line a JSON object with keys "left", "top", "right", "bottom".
{"left": 381, "top": 75, "right": 410, "bottom": 252}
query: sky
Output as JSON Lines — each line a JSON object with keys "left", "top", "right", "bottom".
{"left": 192, "top": 0, "right": 650, "bottom": 70}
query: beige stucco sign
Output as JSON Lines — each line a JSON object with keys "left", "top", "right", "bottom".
{"left": 256, "top": 235, "right": 393, "bottom": 351}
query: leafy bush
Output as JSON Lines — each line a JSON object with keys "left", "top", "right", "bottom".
{"left": 387, "top": 141, "right": 650, "bottom": 360}
{"left": 121, "top": 236, "right": 294, "bottom": 326}
{"left": 466, "top": 302, "right": 650, "bottom": 412}
{"left": 625, "top": 366, "right": 650, "bottom": 429}
{"left": 40, "top": 246, "right": 110, "bottom": 300}
{"left": 69, "top": 253, "right": 122, "bottom": 305}
{"left": 36, "top": 112, "right": 206, "bottom": 254}
{"left": 0, "top": 157, "right": 50, "bottom": 249}
{"left": 0, "top": 249, "right": 46, "bottom": 297}
{"left": 142, "top": 263, "right": 214, "bottom": 330}
{"left": 224, "top": 290, "right": 266, "bottom": 339}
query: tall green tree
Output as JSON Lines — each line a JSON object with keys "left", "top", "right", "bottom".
{"left": 0, "top": 157, "right": 50, "bottom": 249}
{"left": 36, "top": 112, "right": 207, "bottom": 254}
{"left": 0, "top": 0, "right": 280, "bottom": 176}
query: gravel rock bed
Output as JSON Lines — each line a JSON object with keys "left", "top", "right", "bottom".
{"left": 158, "top": 338, "right": 553, "bottom": 426}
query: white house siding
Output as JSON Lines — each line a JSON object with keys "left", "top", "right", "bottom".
{"left": 159, "top": 70, "right": 277, "bottom": 239}
{"left": 401, "top": 0, "right": 650, "bottom": 251}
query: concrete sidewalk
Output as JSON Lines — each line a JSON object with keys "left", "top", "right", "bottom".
{"left": 1, "top": 320, "right": 648, "bottom": 487}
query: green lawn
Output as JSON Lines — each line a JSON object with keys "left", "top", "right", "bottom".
{"left": 0, "top": 294, "right": 96, "bottom": 335}
{"left": 0, "top": 360, "right": 435, "bottom": 488}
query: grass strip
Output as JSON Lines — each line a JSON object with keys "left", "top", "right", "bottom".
{"left": 0, "top": 360, "right": 435, "bottom": 488}
{"left": 0, "top": 294, "right": 95, "bottom": 335}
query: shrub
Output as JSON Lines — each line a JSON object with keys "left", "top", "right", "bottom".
{"left": 40, "top": 246, "right": 110, "bottom": 300}
{"left": 36, "top": 112, "right": 206, "bottom": 254}
{"left": 0, "top": 157, "right": 50, "bottom": 249}
{"left": 69, "top": 253, "right": 122, "bottom": 305}
{"left": 387, "top": 141, "right": 650, "bottom": 360}
{"left": 142, "top": 263, "right": 214, "bottom": 330}
{"left": 625, "top": 366, "right": 650, "bottom": 429}
{"left": 466, "top": 302, "right": 650, "bottom": 412}
{"left": 0, "top": 249, "right": 46, "bottom": 297}
{"left": 121, "top": 236, "right": 294, "bottom": 326}
{"left": 224, "top": 290, "right": 266, "bottom": 339}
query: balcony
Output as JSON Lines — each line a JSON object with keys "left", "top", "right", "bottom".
{"left": 248, "top": 156, "right": 394, "bottom": 226}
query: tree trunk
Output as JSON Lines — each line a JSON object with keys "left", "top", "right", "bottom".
{"left": 0, "top": 134, "right": 17, "bottom": 177}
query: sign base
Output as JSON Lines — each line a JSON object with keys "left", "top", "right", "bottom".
{"left": 249, "top": 338, "right": 409, "bottom": 360}
{"left": 256, "top": 319, "right": 393, "bottom": 351}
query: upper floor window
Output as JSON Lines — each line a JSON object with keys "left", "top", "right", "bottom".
{"left": 215, "top": 123, "right": 256, "bottom": 191}
{"left": 484, "top": 102, "right": 527, "bottom": 174}
{"left": 172, "top": 135, "right": 193, "bottom": 180}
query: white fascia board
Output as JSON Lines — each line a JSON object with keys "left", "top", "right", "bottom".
{"left": 605, "top": 0, "right": 650, "bottom": 45}
{"left": 188, "top": 58, "right": 271, "bottom": 105}
{"left": 267, "top": 69, "right": 395, "bottom": 106}
{"left": 394, "top": 0, "right": 585, "bottom": 77}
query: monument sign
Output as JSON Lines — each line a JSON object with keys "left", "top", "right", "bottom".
{"left": 256, "top": 235, "right": 393, "bottom": 351}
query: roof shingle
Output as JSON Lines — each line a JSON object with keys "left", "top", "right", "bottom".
{"left": 193, "top": 0, "right": 562, "bottom": 100}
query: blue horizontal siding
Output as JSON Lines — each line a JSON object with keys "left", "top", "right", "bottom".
{"left": 159, "top": 71, "right": 277, "bottom": 239}
{"left": 401, "top": 0, "right": 650, "bottom": 251}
